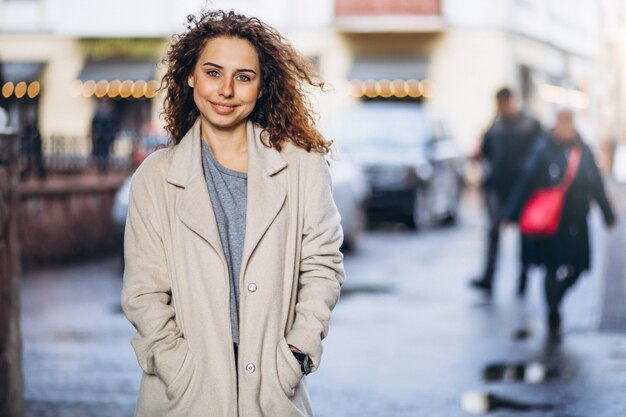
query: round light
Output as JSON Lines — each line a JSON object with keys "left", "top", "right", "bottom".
{"left": 120, "top": 80, "right": 133, "bottom": 98}
{"left": 132, "top": 80, "right": 148, "bottom": 98}
{"left": 69, "top": 80, "right": 83, "bottom": 97}
{"left": 107, "top": 80, "right": 121, "bottom": 98}
{"left": 27, "top": 81, "right": 41, "bottom": 98}
{"left": 364, "top": 79, "right": 377, "bottom": 98}
{"left": 420, "top": 80, "right": 435, "bottom": 98}
{"left": 145, "top": 80, "right": 159, "bottom": 99}
{"left": 2, "top": 82, "right": 14, "bottom": 98}
{"left": 390, "top": 79, "right": 407, "bottom": 98}
{"left": 95, "top": 80, "right": 109, "bottom": 98}
{"left": 14, "top": 82, "right": 27, "bottom": 99}
{"left": 82, "top": 80, "right": 96, "bottom": 98}
{"left": 406, "top": 79, "right": 421, "bottom": 98}
{"left": 378, "top": 79, "right": 392, "bottom": 98}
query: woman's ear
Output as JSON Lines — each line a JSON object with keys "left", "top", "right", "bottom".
{"left": 257, "top": 89, "right": 263, "bottom": 99}
{"left": 188, "top": 76, "right": 195, "bottom": 88}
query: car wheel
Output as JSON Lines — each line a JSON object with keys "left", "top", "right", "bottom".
{"left": 410, "top": 185, "right": 432, "bottom": 230}
{"left": 341, "top": 201, "right": 366, "bottom": 252}
{"left": 441, "top": 176, "right": 462, "bottom": 225}
{"left": 442, "top": 178, "right": 463, "bottom": 225}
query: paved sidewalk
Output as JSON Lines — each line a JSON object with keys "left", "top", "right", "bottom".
{"left": 21, "top": 259, "right": 138, "bottom": 417}
{"left": 19, "top": 186, "right": 626, "bottom": 417}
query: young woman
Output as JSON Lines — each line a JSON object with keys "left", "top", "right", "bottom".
{"left": 504, "top": 108, "right": 615, "bottom": 343}
{"left": 121, "top": 10, "right": 345, "bottom": 416}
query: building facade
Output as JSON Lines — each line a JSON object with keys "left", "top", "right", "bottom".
{"left": 0, "top": 0, "right": 621, "bottom": 154}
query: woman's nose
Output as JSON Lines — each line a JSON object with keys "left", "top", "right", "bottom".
{"left": 219, "top": 79, "right": 234, "bottom": 98}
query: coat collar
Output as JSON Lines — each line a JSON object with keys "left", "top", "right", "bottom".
{"left": 166, "top": 119, "right": 287, "bottom": 187}
{"left": 166, "top": 118, "right": 288, "bottom": 275}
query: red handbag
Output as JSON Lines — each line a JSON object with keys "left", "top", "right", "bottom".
{"left": 519, "top": 146, "right": 582, "bottom": 236}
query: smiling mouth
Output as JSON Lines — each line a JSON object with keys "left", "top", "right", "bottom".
{"left": 210, "top": 101, "right": 237, "bottom": 113}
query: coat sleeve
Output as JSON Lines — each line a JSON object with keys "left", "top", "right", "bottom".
{"left": 503, "top": 135, "right": 548, "bottom": 221}
{"left": 480, "top": 128, "right": 492, "bottom": 160}
{"left": 585, "top": 147, "right": 616, "bottom": 225}
{"left": 285, "top": 154, "right": 345, "bottom": 373}
{"left": 121, "top": 167, "right": 190, "bottom": 389}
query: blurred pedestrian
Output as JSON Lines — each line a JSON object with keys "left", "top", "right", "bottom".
{"left": 91, "top": 98, "right": 117, "bottom": 173}
{"left": 20, "top": 110, "right": 46, "bottom": 180}
{"left": 504, "top": 108, "right": 616, "bottom": 342}
{"left": 121, "top": 10, "right": 345, "bottom": 417}
{"left": 470, "top": 88, "right": 543, "bottom": 297}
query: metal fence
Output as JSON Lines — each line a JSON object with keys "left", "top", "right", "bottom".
{"left": 20, "top": 131, "right": 168, "bottom": 175}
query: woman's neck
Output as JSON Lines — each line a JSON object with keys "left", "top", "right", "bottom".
{"left": 201, "top": 120, "right": 249, "bottom": 172}
{"left": 202, "top": 120, "right": 247, "bottom": 152}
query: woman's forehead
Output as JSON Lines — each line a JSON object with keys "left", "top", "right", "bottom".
{"left": 197, "top": 36, "right": 260, "bottom": 69}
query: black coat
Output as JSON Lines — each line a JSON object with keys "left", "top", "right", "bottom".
{"left": 504, "top": 134, "right": 615, "bottom": 272}
{"left": 481, "top": 114, "right": 542, "bottom": 200}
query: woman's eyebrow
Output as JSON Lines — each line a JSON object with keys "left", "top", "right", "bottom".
{"left": 202, "top": 61, "right": 257, "bottom": 74}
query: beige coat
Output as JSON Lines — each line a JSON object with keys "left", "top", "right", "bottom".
{"left": 121, "top": 119, "right": 345, "bottom": 417}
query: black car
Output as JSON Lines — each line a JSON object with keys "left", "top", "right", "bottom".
{"left": 329, "top": 102, "right": 465, "bottom": 229}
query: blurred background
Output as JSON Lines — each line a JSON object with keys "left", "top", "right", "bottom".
{"left": 1, "top": 0, "right": 626, "bottom": 416}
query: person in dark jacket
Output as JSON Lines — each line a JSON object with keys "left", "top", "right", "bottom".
{"left": 504, "top": 108, "right": 616, "bottom": 342}
{"left": 21, "top": 111, "right": 46, "bottom": 180}
{"left": 470, "top": 88, "right": 543, "bottom": 296}
{"left": 91, "top": 99, "right": 118, "bottom": 173}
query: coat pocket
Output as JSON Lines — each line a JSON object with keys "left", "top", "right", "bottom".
{"left": 164, "top": 347, "right": 196, "bottom": 400}
{"left": 276, "top": 338, "right": 304, "bottom": 397}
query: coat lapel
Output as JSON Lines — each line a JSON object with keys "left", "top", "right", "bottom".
{"left": 166, "top": 119, "right": 225, "bottom": 259}
{"left": 240, "top": 122, "right": 287, "bottom": 277}
{"left": 165, "top": 119, "right": 287, "bottom": 275}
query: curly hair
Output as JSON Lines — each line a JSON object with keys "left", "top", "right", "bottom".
{"left": 161, "top": 10, "right": 331, "bottom": 154}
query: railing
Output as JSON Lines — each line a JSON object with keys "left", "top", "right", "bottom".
{"left": 19, "top": 131, "right": 168, "bottom": 176}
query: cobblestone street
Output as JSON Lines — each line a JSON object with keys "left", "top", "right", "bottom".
{"left": 21, "top": 259, "right": 138, "bottom": 417}
{"left": 20, "top": 189, "right": 626, "bottom": 417}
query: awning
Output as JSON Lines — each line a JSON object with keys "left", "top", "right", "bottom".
{"left": 349, "top": 57, "right": 427, "bottom": 81}
{"left": 1, "top": 62, "right": 45, "bottom": 84}
{"left": 78, "top": 59, "right": 156, "bottom": 82}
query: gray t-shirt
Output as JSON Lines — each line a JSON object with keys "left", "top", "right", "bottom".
{"left": 201, "top": 139, "right": 247, "bottom": 346}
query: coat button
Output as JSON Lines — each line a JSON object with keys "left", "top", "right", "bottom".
{"left": 247, "top": 283, "right": 257, "bottom": 293}
{"left": 245, "top": 363, "right": 256, "bottom": 374}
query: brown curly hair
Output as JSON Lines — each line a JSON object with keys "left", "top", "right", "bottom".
{"left": 161, "top": 10, "right": 331, "bottom": 154}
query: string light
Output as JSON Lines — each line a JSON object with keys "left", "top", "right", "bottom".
{"left": 390, "top": 79, "right": 407, "bottom": 98}
{"left": 107, "top": 80, "right": 121, "bottom": 98}
{"left": 420, "top": 80, "right": 434, "bottom": 98}
{"left": 95, "top": 80, "right": 109, "bottom": 98}
{"left": 2, "top": 82, "right": 14, "bottom": 98}
{"left": 27, "top": 81, "right": 41, "bottom": 98}
{"left": 82, "top": 80, "right": 96, "bottom": 98}
{"left": 378, "top": 80, "right": 393, "bottom": 98}
{"left": 132, "top": 80, "right": 147, "bottom": 98}
{"left": 145, "top": 80, "right": 159, "bottom": 98}
{"left": 346, "top": 78, "right": 435, "bottom": 99}
{"left": 68, "top": 79, "right": 160, "bottom": 99}
{"left": 406, "top": 79, "right": 421, "bottom": 98}
{"left": 120, "top": 80, "right": 133, "bottom": 98}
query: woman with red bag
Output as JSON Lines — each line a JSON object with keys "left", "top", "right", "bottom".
{"left": 504, "top": 108, "right": 616, "bottom": 343}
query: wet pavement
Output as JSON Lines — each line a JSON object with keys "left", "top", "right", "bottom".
{"left": 20, "top": 187, "right": 626, "bottom": 416}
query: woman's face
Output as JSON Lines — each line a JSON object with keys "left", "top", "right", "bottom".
{"left": 553, "top": 110, "right": 576, "bottom": 143}
{"left": 188, "top": 36, "right": 262, "bottom": 132}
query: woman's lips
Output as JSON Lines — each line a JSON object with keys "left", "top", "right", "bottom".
{"left": 210, "top": 101, "right": 237, "bottom": 115}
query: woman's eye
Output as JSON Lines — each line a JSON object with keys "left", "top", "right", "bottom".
{"left": 236, "top": 74, "right": 251, "bottom": 82}
{"left": 206, "top": 70, "right": 220, "bottom": 77}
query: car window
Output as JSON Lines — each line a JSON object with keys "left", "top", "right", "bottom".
{"left": 327, "top": 104, "right": 431, "bottom": 151}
